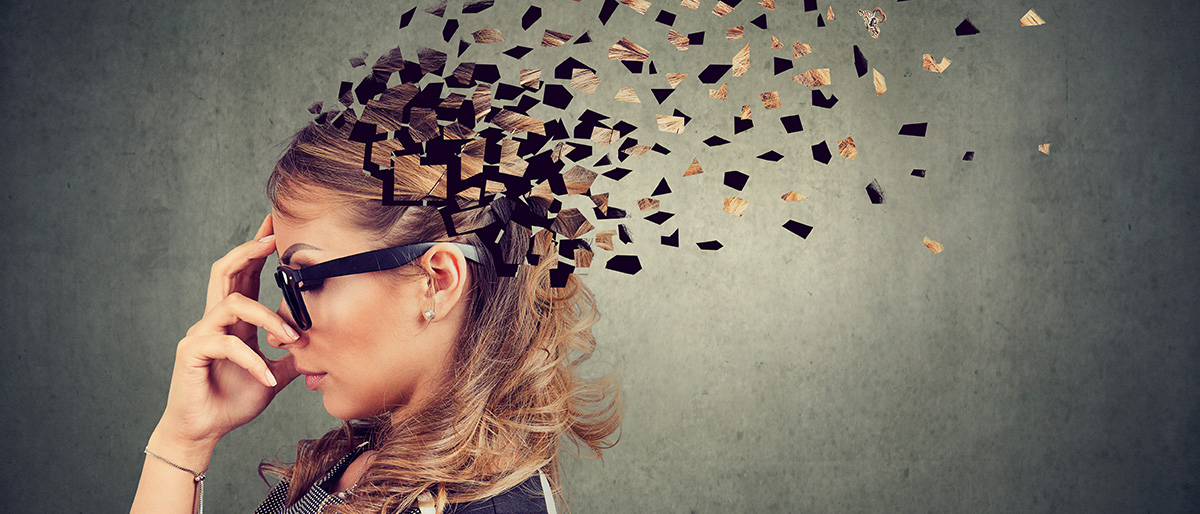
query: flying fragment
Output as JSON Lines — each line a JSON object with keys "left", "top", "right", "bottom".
{"left": 1021, "top": 10, "right": 1046, "bottom": 27}
{"left": 724, "top": 197, "right": 749, "bottom": 217}
{"left": 922, "top": 54, "right": 952, "bottom": 73}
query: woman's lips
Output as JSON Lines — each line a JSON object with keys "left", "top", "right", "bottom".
{"left": 304, "top": 373, "right": 327, "bottom": 390}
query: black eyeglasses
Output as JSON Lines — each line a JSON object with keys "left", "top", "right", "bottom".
{"left": 274, "top": 242, "right": 481, "bottom": 331}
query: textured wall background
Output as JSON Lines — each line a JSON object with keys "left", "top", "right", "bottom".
{"left": 1, "top": 0, "right": 1197, "bottom": 512}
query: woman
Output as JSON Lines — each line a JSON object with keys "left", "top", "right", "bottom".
{"left": 130, "top": 105, "right": 622, "bottom": 513}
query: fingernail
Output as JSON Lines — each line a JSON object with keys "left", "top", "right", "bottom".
{"left": 283, "top": 324, "right": 299, "bottom": 340}
{"left": 265, "top": 369, "right": 278, "bottom": 387}
{"left": 259, "top": 235, "right": 275, "bottom": 243}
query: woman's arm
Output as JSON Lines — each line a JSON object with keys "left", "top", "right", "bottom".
{"left": 131, "top": 214, "right": 301, "bottom": 513}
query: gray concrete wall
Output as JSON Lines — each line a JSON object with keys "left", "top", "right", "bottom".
{"left": 1, "top": 0, "right": 1196, "bottom": 512}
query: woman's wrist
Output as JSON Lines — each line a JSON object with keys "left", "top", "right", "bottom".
{"left": 147, "top": 422, "right": 219, "bottom": 471}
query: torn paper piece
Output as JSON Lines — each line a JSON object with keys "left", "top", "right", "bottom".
{"left": 609, "top": 37, "right": 651, "bottom": 61}
{"left": 574, "top": 249, "right": 594, "bottom": 268}
{"left": 923, "top": 237, "right": 944, "bottom": 254}
{"left": 623, "top": 145, "right": 652, "bottom": 157}
{"left": 873, "top": 68, "right": 886, "bottom": 95}
{"left": 665, "top": 73, "right": 688, "bottom": 87}
{"left": 858, "top": 8, "right": 886, "bottom": 39}
{"left": 724, "top": 196, "right": 749, "bottom": 216}
{"left": 520, "top": 68, "right": 542, "bottom": 89}
{"left": 713, "top": 1, "right": 734, "bottom": 17}
{"left": 591, "top": 127, "right": 620, "bottom": 146}
{"left": 681, "top": 0, "right": 700, "bottom": 10}
{"left": 668, "top": 29, "right": 690, "bottom": 50}
{"left": 541, "top": 30, "right": 573, "bottom": 47}
{"left": 571, "top": 68, "right": 601, "bottom": 93}
{"left": 638, "top": 198, "right": 660, "bottom": 211}
{"left": 923, "top": 54, "right": 952, "bottom": 73}
{"left": 709, "top": 82, "right": 728, "bottom": 100}
{"left": 760, "top": 91, "right": 781, "bottom": 109}
{"left": 771, "top": 36, "right": 783, "bottom": 49}
{"left": 760, "top": 0, "right": 775, "bottom": 9}
{"left": 684, "top": 158, "right": 704, "bottom": 176}
{"left": 595, "top": 230, "right": 617, "bottom": 251}
{"left": 620, "top": 0, "right": 652, "bottom": 15}
{"left": 727, "top": 26, "right": 744, "bottom": 39}
{"left": 826, "top": 6, "right": 835, "bottom": 20}
{"left": 1021, "top": 10, "right": 1046, "bottom": 26}
{"left": 838, "top": 136, "right": 857, "bottom": 159}
{"left": 791, "top": 68, "right": 831, "bottom": 87}
{"left": 793, "top": 42, "right": 813, "bottom": 59}
{"left": 615, "top": 86, "right": 641, "bottom": 102}
{"left": 493, "top": 109, "right": 546, "bottom": 135}
{"left": 781, "top": 191, "right": 806, "bottom": 202}
{"left": 550, "top": 208, "right": 594, "bottom": 239}
{"left": 732, "top": 44, "right": 751, "bottom": 77}
{"left": 656, "top": 115, "right": 686, "bottom": 134}
{"left": 740, "top": 105, "right": 752, "bottom": 119}
{"left": 1038, "top": 143, "right": 1051, "bottom": 154}
{"left": 472, "top": 28, "right": 504, "bottom": 43}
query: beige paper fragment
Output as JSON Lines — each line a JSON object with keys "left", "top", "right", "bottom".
{"left": 923, "top": 237, "right": 944, "bottom": 254}
{"left": 724, "top": 196, "right": 749, "bottom": 217}
{"left": 590, "top": 193, "right": 609, "bottom": 215}
{"left": 472, "top": 84, "right": 491, "bottom": 121}
{"left": 614, "top": 86, "right": 641, "bottom": 103}
{"left": 838, "top": 136, "right": 857, "bottom": 159}
{"left": 826, "top": 6, "right": 835, "bottom": 20}
{"left": 637, "top": 198, "right": 660, "bottom": 211}
{"left": 562, "top": 165, "right": 598, "bottom": 195}
{"left": 574, "top": 248, "right": 593, "bottom": 268}
{"left": 551, "top": 142, "right": 565, "bottom": 162}
{"left": 438, "top": 92, "right": 466, "bottom": 108}
{"left": 595, "top": 230, "right": 616, "bottom": 251}
{"left": 541, "top": 30, "right": 572, "bottom": 47}
{"left": 623, "top": 145, "right": 652, "bottom": 157}
{"left": 520, "top": 68, "right": 541, "bottom": 90}
{"left": 726, "top": 26, "right": 744, "bottom": 39}
{"left": 550, "top": 208, "right": 593, "bottom": 239}
{"left": 713, "top": 1, "right": 734, "bottom": 16}
{"left": 620, "top": 0, "right": 652, "bottom": 15}
{"left": 873, "top": 68, "right": 886, "bottom": 95}
{"left": 667, "top": 29, "right": 690, "bottom": 50}
{"left": 684, "top": 158, "right": 703, "bottom": 176}
{"left": 771, "top": 36, "right": 783, "bottom": 49}
{"left": 709, "top": 82, "right": 728, "bottom": 100}
{"left": 531, "top": 228, "right": 555, "bottom": 256}
{"left": 1038, "top": 143, "right": 1051, "bottom": 154}
{"left": 791, "top": 68, "right": 831, "bottom": 87}
{"left": 681, "top": 0, "right": 699, "bottom": 9}
{"left": 571, "top": 68, "right": 600, "bottom": 93}
{"left": 793, "top": 42, "right": 813, "bottom": 58}
{"left": 759, "top": 0, "right": 775, "bottom": 9}
{"left": 1020, "top": 10, "right": 1045, "bottom": 27}
{"left": 591, "top": 127, "right": 620, "bottom": 146}
{"left": 472, "top": 28, "right": 504, "bottom": 44}
{"left": 732, "top": 43, "right": 751, "bottom": 77}
{"left": 493, "top": 110, "right": 545, "bottom": 135}
{"left": 760, "top": 91, "right": 781, "bottom": 109}
{"left": 656, "top": 115, "right": 686, "bottom": 135}
{"left": 665, "top": 73, "right": 688, "bottom": 87}
{"left": 922, "top": 54, "right": 951, "bottom": 73}
{"left": 609, "top": 37, "right": 650, "bottom": 61}
{"left": 740, "top": 105, "right": 752, "bottom": 120}
{"left": 781, "top": 191, "right": 806, "bottom": 202}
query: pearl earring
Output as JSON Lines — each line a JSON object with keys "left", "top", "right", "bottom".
{"left": 423, "top": 309, "right": 435, "bottom": 320}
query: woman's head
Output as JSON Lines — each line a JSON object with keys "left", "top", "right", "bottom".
{"left": 261, "top": 116, "right": 620, "bottom": 512}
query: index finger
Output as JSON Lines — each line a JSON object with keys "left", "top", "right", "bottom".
{"left": 237, "top": 214, "right": 275, "bottom": 302}
{"left": 204, "top": 215, "right": 276, "bottom": 315}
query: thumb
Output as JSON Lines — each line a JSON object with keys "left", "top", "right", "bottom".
{"left": 266, "top": 353, "right": 301, "bottom": 394}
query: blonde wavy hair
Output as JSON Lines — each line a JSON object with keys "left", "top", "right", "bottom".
{"left": 259, "top": 111, "right": 622, "bottom": 513}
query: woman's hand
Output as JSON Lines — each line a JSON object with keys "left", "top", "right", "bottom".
{"left": 151, "top": 214, "right": 302, "bottom": 455}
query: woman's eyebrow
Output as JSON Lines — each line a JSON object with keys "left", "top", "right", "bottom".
{"left": 281, "top": 243, "right": 321, "bottom": 266}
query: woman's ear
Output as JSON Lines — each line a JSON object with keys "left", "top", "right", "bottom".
{"left": 418, "top": 243, "right": 470, "bottom": 321}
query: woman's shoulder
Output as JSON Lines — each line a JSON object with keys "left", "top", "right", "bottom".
{"left": 441, "top": 472, "right": 555, "bottom": 514}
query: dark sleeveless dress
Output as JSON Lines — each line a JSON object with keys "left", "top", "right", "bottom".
{"left": 253, "top": 442, "right": 555, "bottom": 514}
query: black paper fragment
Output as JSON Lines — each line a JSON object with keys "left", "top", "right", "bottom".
{"left": 613, "top": 120, "right": 637, "bottom": 135}
{"left": 521, "top": 6, "right": 542, "bottom": 29}
{"left": 662, "top": 229, "right": 679, "bottom": 247}
{"left": 757, "top": 150, "right": 783, "bottom": 162}
{"left": 817, "top": 14, "right": 825, "bottom": 27}
{"left": 670, "top": 109, "right": 691, "bottom": 125}
{"left": 812, "top": 89, "right": 839, "bottom": 108}
{"left": 494, "top": 82, "right": 523, "bottom": 100}
{"left": 750, "top": 13, "right": 767, "bottom": 30}
{"left": 733, "top": 117, "right": 753, "bottom": 134}
{"left": 704, "top": 135, "right": 730, "bottom": 147}
{"left": 504, "top": 46, "right": 533, "bottom": 59}
{"left": 462, "top": 0, "right": 494, "bottom": 14}
{"left": 576, "top": 31, "right": 592, "bottom": 44}
{"left": 911, "top": 169, "right": 926, "bottom": 178}
{"left": 399, "top": 7, "right": 416, "bottom": 29}
{"left": 853, "top": 45, "right": 868, "bottom": 78}
{"left": 349, "top": 52, "right": 367, "bottom": 68}
{"left": 544, "top": 119, "right": 568, "bottom": 139}
{"left": 338, "top": 81, "right": 353, "bottom": 106}
{"left": 648, "top": 61, "right": 657, "bottom": 74}
{"left": 955, "top": 19, "right": 980, "bottom": 36}
{"left": 443, "top": 19, "right": 459, "bottom": 42}
{"left": 698, "top": 64, "right": 732, "bottom": 83}
{"left": 652, "top": 178, "right": 672, "bottom": 196}
{"left": 899, "top": 122, "right": 927, "bottom": 137}
{"left": 781, "top": 115, "right": 803, "bottom": 133}
{"left": 565, "top": 142, "right": 593, "bottom": 161}
{"left": 688, "top": 31, "right": 705, "bottom": 45}
{"left": 599, "top": 0, "right": 618, "bottom": 24}
{"left": 645, "top": 211, "right": 674, "bottom": 224}
{"left": 622, "top": 61, "right": 644, "bottom": 73}
{"left": 783, "top": 220, "right": 812, "bottom": 239}
{"left": 724, "top": 171, "right": 749, "bottom": 191}
{"left": 618, "top": 223, "right": 633, "bottom": 243}
{"left": 803, "top": 0, "right": 817, "bottom": 11}
{"left": 603, "top": 167, "right": 633, "bottom": 180}
{"left": 651, "top": 143, "right": 670, "bottom": 155}
{"left": 812, "top": 141, "right": 831, "bottom": 164}
{"left": 549, "top": 263, "right": 573, "bottom": 287}
{"left": 774, "top": 57, "right": 793, "bottom": 75}
{"left": 595, "top": 206, "right": 627, "bottom": 219}
{"left": 458, "top": 39, "right": 471, "bottom": 57}
{"left": 656, "top": 10, "right": 676, "bottom": 25}
{"left": 543, "top": 84, "right": 573, "bottom": 109}
{"left": 963, "top": 151, "right": 975, "bottom": 161}
{"left": 605, "top": 254, "right": 641, "bottom": 274}
{"left": 866, "top": 179, "right": 884, "bottom": 204}
{"left": 651, "top": 88, "right": 675, "bottom": 104}
{"left": 554, "top": 57, "right": 595, "bottom": 80}
{"left": 697, "top": 240, "right": 723, "bottom": 250}
{"left": 593, "top": 154, "right": 612, "bottom": 167}
{"left": 470, "top": 64, "right": 499, "bottom": 83}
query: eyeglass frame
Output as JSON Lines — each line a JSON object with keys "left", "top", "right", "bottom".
{"left": 274, "top": 242, "right": 482, "bottom": 331}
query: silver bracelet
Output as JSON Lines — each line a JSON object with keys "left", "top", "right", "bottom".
{"left": 144, "top": 446, "right": 207, "bottom": 514}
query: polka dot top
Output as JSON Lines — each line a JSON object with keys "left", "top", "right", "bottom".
{"left": 254, "top": 441, "right": 557, "bottom": 514}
